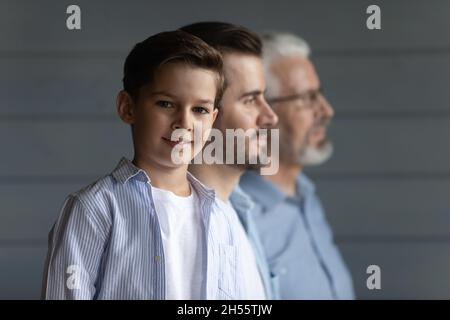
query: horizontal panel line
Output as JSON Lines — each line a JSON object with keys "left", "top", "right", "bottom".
{"left": 0, "top": 51, "right": 126, "bottom": 59}
{"left": 335, "top": 110, "right": 450, "bottom": 119}
{"left": 311, "top": 173, "right": 450, "bottom": 181}
{"left": 2, "top": 173, "right": 450, "bottom": 184}
{"left": 336, "top": 235, "right": 450, "bottom": 244}
{"left": 315, "top": 47, "right": 450, "bottom": 58}
{"left": 0, "top": 239, "right": 47, "bottom": 247}
{"left": 0, "top": 175, "right": 102, "bottom": 184}
{"left": 0, "top": 114, "right": 118, "bottom": 122}
{"left": 3, "top": 235, "right": 450, "bottom": 247}
{"left": 2, "top": 111, "right": 450, "bottom": 122}
{"left": 2, "top": 47, "right": 450, "bottom": 59}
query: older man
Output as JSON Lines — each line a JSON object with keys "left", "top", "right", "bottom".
{"left": 240, "top": 32, "right": 355, "bottom": 299}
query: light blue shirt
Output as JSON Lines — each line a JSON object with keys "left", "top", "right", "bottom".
{"left": 230, "top": 186, "right": 280, "bottom": 300}
{"left": 240, "top": 171, "right": 355, "bottom": 300}
{"left": 42, "top": 158, "right": 251, "bottom": 300}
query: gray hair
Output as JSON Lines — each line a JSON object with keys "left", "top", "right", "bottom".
{"left": 261, "top": 32, "right": 311, "bottom": 97}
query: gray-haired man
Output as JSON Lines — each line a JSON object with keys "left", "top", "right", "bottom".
{"left": 240, "top": 32, "right": 355, "bottom": 299}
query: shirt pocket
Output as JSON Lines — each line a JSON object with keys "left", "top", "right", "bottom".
{"left": 217, "top": 244, "right": 237, "bottom": 299}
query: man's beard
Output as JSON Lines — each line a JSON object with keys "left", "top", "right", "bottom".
{"left": 297, "top": 117, "right": 334, "bottom": 166}
{"left": 278, "top": 123, "right": 334, "bottom": 167}
{"left": 298, "top": 140, "right": 333, "bottom": 166}
{"left": 226, "top": 130, "right": 270, "bottom": 171}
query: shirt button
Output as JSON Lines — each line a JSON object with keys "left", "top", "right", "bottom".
{"left": 154, "top": 255, "right": 161, "bottom": 262}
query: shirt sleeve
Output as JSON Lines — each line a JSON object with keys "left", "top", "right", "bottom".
{"left": 42, "top": 194, "right": 109, "bottom": 300}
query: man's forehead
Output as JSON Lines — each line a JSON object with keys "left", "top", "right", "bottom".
{"left": 270, "top": 55, "right": 319, "bottom": 91}
{"left": 222, "top": 52, "right": 265, "bottom": 91}
{"left": 223, "top": 53, "right": 263, "bottom": 74}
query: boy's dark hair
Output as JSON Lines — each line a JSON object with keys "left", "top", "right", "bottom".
{"left": 179, "top": 22, "right": 262, "bottom": 56}
{"left": 123, "top": 30, "right": 225, "bottom": 107}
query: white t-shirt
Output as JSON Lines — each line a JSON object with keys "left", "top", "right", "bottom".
{"left": 216, "top": 198, "right": 267, "bottom": 300}
{"left": 151, "top": 184, "right": 204, "bottom": 300}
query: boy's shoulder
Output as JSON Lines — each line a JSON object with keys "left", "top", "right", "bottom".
{"left": 63, "top": 174, "right": 119, "bottom": 223}
{"left": 71, "top": 173, "right": 117, "bottom": 203}
{"left": 68, "top": 157, "right": 138, "bottom": 209}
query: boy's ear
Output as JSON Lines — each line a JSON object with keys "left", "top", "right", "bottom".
{"left": 212, "top": 108, "right": 219, "bottom": 123}
{"left": 116, "top": 90, "right": 135, "bottom": 124}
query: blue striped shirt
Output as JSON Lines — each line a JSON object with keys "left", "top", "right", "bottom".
{"left": 42, "top": 158, "right": 253, "bottom": 300}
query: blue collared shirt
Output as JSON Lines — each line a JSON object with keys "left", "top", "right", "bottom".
{"left": 240, "top": 171, "right": 355, "bottom": 300}
{"left": 230, "top": 186, "right": 280, "bottom": 300}
{"left": 42, "top": 158, "right": 251, "bottom": 300}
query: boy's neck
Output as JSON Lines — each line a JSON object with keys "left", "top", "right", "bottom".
{"left": 189, "top": 163, "right": 242, "bottom": 202}
{"left": 132, "top": 156, "right": 191, "bottom": 197}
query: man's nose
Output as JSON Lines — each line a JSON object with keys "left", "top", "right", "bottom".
{"left": 315, "top": 94, "right": 334, "bottom": 120}
{"left": 257, "top": 98, "right": 279, "bottom": 128}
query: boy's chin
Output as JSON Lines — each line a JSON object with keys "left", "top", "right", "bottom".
{"left": 167, "top": 152, "right": 196, "bottom": 167}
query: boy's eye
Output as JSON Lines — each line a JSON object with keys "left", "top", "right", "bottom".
{"left": 192, "top": 106, "right": 209, "bottom": 114}
{"left": 156, "top": 100, "right": 174, "bottom": 108}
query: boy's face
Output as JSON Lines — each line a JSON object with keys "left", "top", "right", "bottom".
{"left": 118, "top": 62, "right": 219, "bottom": 169}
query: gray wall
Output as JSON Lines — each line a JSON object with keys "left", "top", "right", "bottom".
{"left": 1, "top": 0, "right": 449, "bottom": 299}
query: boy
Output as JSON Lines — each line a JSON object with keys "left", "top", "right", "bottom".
{"left": 42, "top": 30, "right": 245, "bottom": 299}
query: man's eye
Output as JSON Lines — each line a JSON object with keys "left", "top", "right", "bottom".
{"left": 156, "top": 101, "right": 173, "bottom": 108}
{"left": 244, "top": 97, "right": 257, "bottom": 105}
{"left": 192, "top": 106, "right": 209, "bottom": 114}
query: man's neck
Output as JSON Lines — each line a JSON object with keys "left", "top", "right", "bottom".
{"left": 263, "top": 162, "right": 303, "bottom": 197}
{"left": 132, "top": 155, "right": 191, "bottom": 196}
{"left": 189, "top": 163, "right": 242, "bottom": 202}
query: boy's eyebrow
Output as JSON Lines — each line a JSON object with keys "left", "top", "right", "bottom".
{"left": 239, "top": 90, "right": 265, "bottom": 99}
{"left": 150, "top": 91, "right": 176, "bottom": 98}
{"left": 150, "top": 91, "right": 214, "bottom": 105}
{"left": 195, "top": 99, "right": 214, "bottom": 105}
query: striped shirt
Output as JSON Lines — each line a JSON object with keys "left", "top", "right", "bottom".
{"left": 42, "top": 157, "right": 251, "bottom": 300}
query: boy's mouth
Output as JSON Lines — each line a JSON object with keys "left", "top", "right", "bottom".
{"left": 162, "top": 136, "right": 193, "bottom": 148}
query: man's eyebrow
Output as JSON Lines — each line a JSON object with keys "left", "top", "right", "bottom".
{"left": 239, "top": 90, "right": 265, "bottom": 99}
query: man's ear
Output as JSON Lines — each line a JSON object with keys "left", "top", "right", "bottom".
{"left": 116, "top": 90, "right": 136, "bottom": 124}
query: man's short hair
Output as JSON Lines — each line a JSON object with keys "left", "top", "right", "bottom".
{"left": 123, "top": 30, "right": 225, "bottom": 108}
{"left": 179, "top": 22, "right": 262, "bottom": 56}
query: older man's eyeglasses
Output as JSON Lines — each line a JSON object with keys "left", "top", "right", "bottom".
{"left": 266, "top": 88, "right": 323, "bottom": 108}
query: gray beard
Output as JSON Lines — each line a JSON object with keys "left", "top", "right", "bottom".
{"left": 298, "top": 141, "right": 334, "bottom": 166}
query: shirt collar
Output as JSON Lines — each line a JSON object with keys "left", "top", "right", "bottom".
{"left": 296, "top": 173, "right": 316, "bottom": 198}
{"left": 186, "top": 171, "right": 216, "bottom": 201}
{"left": 240, "top": 171, "right": 317, "bottom": 211}
{"left": 230, "top": 185, "right": 255, "bottom": 232}
{"left": 111, "top": 157, "right": 215, "bottom": 201}
{"left": 239, "top": 171, "right": 286, "bottom": 211}
{"left": 112, "top": 157, "right": 150, "bottom": 184}
{"left": 230, "top": 185, "right": 254, "bottom": 213}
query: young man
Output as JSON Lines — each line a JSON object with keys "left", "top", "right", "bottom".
{"left": 42, "top": 30, "right": 250, "bottom": 299}
{"left": 180, "top": 22, "right": 280, "bottom": 299}
{"left": 240, "top": 32, "right": 355, "bottom": 299}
